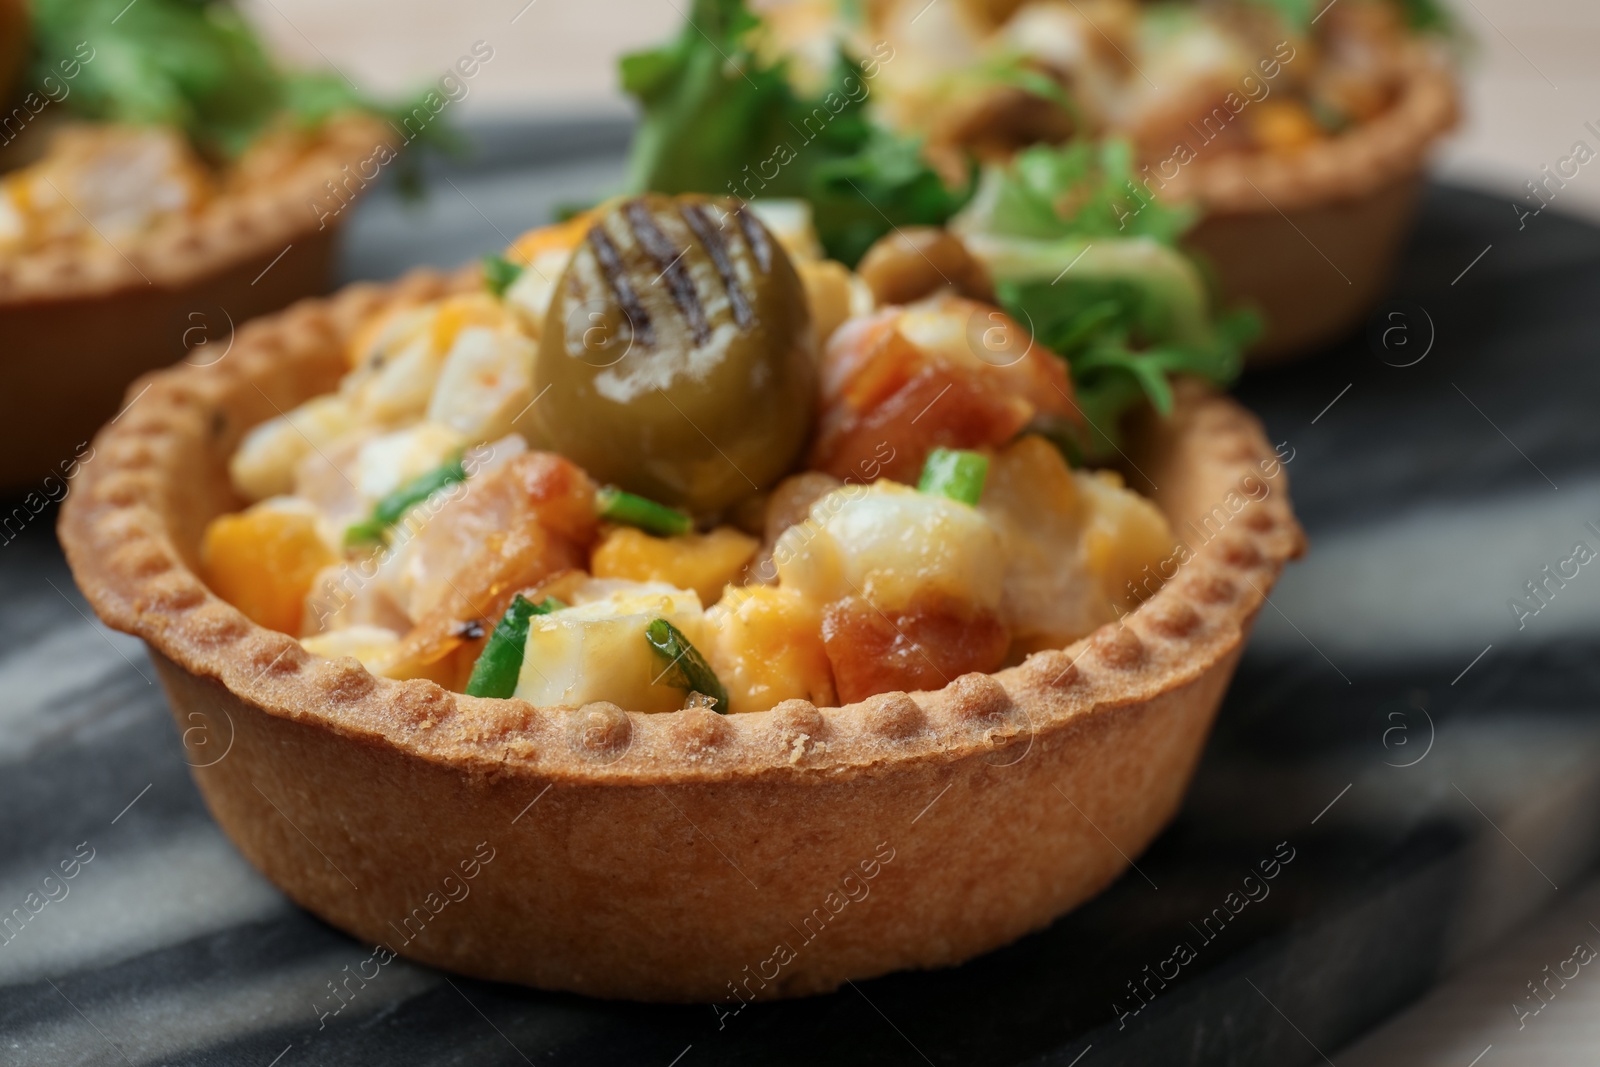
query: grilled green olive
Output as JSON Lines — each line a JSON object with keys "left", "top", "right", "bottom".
{"left": 534, "top": 194, "right": 815, "bottom": 515}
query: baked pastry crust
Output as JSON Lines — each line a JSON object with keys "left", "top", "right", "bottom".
{"left": 0, "top": 113, "right": 392, "bottom": 488}
{"left": 1178, "top": 43, "right": 1459, "bottom": 360}
{"left": 60, "top": 273, "right": 1305, "bottom": 1001}
{"left": 1171, "top": 43, "right": 1459, "bottom": 215}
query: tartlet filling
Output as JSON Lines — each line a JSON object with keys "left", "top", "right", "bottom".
{"left": 204, "top": 196, "right": 1176, "bottom": 714}
{"left": 764, "top": 0, "right": 1436, "bottom": 173}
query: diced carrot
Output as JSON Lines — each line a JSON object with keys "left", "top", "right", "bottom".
{"left": 591, "top": 526, "right": 758, "bottom": 606}
{"left": 429, "top": 293, "right": 509, "bottom": 354}
{"left": 506, "top": 213, "right": 596, "bottom": 268}
{"left": 1250, "top": 100, "right": 1323, "bottom": 155}
{"left": 201, "top": 505, "right": 335, "bottom": 636}
{"left": 706, "top": 585, "right": 836, "bottom": 712}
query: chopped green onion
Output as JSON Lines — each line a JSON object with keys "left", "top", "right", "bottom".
{"left": 918, "top": 448, "right": 989, "bottom": 506}
{"left": 644, "top": 619, "right": 728, "bottom": 713}
{"left": 483, "top": 255, "right": 525, "bottom": 298}
{"left": 596, "top": 486, "right": 692, "bottom": 537}
{"left": 464, "top": 595, "right": 565, "bottom": 699}
{"left": 344, "top": 457, "right": 469, "bottom": 547}
{"left": 342, "top": 518, "right": 389, "bottom": 547}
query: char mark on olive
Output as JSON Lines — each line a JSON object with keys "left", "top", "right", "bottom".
{"left": 623, "top": 199, "right": 710, "bottom": 347}
{"left": 587, "top": 223, "right": 655, "bottom": 347}
{"left": 682, "top": 202, "right": 754, "bottom": 330}
{"left": 734, "top": 204, "right": 771, "bottom": 273}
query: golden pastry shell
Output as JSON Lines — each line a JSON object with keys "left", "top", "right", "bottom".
{"left": 0, "top": 113, "right": 392, "bottom": 303}
{"left": 0, "top": 113, "right": 393, "bottom": 490}
{"left": 59, "top": 272, "right": 1306, "bottom": 1001}
{"left": 1177, "top": 42, "right": 1460, "bottom": 361}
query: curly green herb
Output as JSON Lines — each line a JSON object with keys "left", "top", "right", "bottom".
{"left": 483, "top": 254, "right": 524, "bottom": 298}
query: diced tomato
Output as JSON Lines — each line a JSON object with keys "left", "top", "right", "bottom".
{"left": 810, "top": 295, "right": 1078, "bottom": 483}
{"left": 813, "top": 364, "right": 1032, "bottom": 484}
{"left": 820, "top": 592, "right": 1008, "bottom": 704}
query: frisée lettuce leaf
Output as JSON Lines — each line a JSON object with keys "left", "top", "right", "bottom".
{"left": 622, "top": 2, "right": 1254, "bottom": 462}
{"left": 953, "top": 140, "right": 1254, "bottom": 460}
{"left": 619, "top": 0, "right": 969, "bottom": 266}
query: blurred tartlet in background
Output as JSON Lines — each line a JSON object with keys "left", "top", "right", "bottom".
{"left": 634, "top": 0, "right": 1459, "bottom": 362}
{"left": 0, "top": 0, "right": 444, "bottom": 491}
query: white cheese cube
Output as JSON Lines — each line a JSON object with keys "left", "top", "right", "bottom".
{"left": 515, "top": 581, "right": 706, "bottom": 713}
{"left": 229, "top": 394, "right": 358, "bottom": 502}
{"left": 774, "top": 480, "right": 1004, "bottom": 612}
{"left": 426, "top": 326, "right": 536, "bottom": 443}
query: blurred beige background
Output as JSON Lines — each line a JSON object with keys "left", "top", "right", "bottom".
{"left": 241, "top": 0, "right": 1600, "bottom": 219}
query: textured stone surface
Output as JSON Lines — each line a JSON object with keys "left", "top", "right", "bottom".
{"left": 5, "top": 179, "right": 1600, "bottom": 1063}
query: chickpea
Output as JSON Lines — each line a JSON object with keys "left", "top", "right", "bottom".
{"left": 856, "top": 226, "right": 995, "bottom": 307}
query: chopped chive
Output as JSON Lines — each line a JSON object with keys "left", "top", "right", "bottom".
{"left": 342, "top": 518, "right": 389, "bottom": 548}
{"left": 483, "top": 255, "right": 524, "bottom": 297}
{"left": 644, "top": 619, "right": 728, "bottom": 713}
{"left": 918, "top": 448, "right": 989, "bottom": 506}
{"left": 464, "top": 595, "right": 565, "bottom": 699}
{"left": 343, "top": 457, "right": 468, "bottom": 548}
{"left": 596, "top": 486, "right": 692, "bottom": 537}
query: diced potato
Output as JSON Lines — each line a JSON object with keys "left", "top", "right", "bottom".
{"left": 201, "top": 500, "right": 337, "bottom": 636}
{"left": 229, "top": 395, "right": 358, "bottom": 502}
{"left": 980, "top": 436, "right": 1175, "bottom": 652}
{"left": 1078, "top": 468, "right": 1176, "bottom": 612}
{"left": 426, "top": 326, "right": 536, "bottom": 442}
{"left": 704, "top": 585, "right": 835, "bottom": 713}
{"left": 351, "top": 331, "right": 445, "bottom": 425}
{"left": 796, "top": 259, "right": 858, "bottom": 348}
{"left": 980, "top": 435, "right": 1100, "bottom": 647}
{"left": 747, "top": 199, "right": 823, "bottom": 262}
{"left": 345, "top": 304, "right": 429, "bottom": 372}
{"left": 775, "top": 480, "right": 1005, "bottom": 613}
{"left": 503, "top": 214, "right": 596, "bottom": 337}
{"left": 299, "top": 624, "right": 404, "bottom": 675}
{"left": 591, "top": 526, "right": 758, "bottom": 605}
{"left": 514, "top": 580, "right": 706, "bottom": 713}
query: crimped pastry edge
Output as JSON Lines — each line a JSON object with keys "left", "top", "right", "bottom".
{"left": 0, "top": 112, "right": 393, "bottom": 304}
{"left": 1170, "top": 41, "right": 1459, "bottom": 216}
{"left": 57, "top": 270, "right": 1306, "bottom": 788}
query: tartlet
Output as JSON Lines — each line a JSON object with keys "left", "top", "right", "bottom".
{"left": 625, "top": 0, "right": 1460, "bottom": 363}
{"left": 59, "top": 269, "right": 1303, "bottom": 1000}
{"left": 1174, "top": 42, "right": 1457, "bottom": 360}
{"left": 0, "top": 112, "right": 392, "bottom": 489}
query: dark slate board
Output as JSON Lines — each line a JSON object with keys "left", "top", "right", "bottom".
{"left": 3, "top": 119, "right": 1598, "bottom": 1067}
